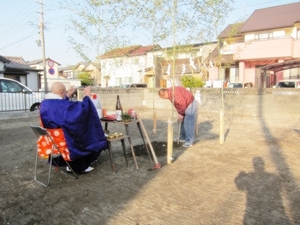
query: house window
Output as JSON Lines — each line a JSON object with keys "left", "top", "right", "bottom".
{"left": 259, "top": 33, "right": 268, "bottom": 39}
{"left": 297, "top": 29, "right": 300, "bottom": 39}
{"left": 254, "top": 32, "right": 274, "bottom": 40}
{"left": 64, "top": 72, "right": 72, "bottom": 79}
{"left": 221, "top": 43, "right": 234, "bottom": 54}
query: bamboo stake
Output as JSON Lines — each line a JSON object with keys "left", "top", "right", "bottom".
{"left": 167, "top": 118, "right": 173, "bottom": 164}
{"left": 220, "top": 108, "right": 224, "bottom": 144}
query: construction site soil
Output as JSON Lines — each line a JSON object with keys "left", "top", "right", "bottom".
{"left": 1, "top": 109, "right": 300, "bottom": 225}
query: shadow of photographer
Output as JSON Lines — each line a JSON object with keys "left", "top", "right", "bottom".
{"left": 235, "top": 156, "right": 292, "bottom": 225}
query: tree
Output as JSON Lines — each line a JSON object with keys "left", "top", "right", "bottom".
{"left": 61, "top": 0, "right": 131, "bottom": 86}
{"left": 77, "top": 72, "right": 93, "bottom": 86}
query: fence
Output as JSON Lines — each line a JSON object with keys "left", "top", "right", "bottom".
{"left": 81, "top": 87, "right": 300, "bottom": 119}
{"left": 2, "top": 88, "right": 300, "bottom": 119}
{"left": 0, "top": 91, "right": 46, "bottom": 112}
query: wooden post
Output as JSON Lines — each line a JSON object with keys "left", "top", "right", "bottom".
{"left": 220, "top": 108, "right": 224, "bottom": 144}
{"left": 136, "top": 112, "right": 161, "bottom": 169}
{"left": 167, "top": 118, "right": 173, "bottom": 164}
{"left": 153, "top": 110, "right": 156, "bottom": 134}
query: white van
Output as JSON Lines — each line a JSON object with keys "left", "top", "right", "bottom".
{"left": 0, "top": 77, "right": 42, "bottom": 111}
{"left": 274, "top": 80, "right": 300, "bottom": 88}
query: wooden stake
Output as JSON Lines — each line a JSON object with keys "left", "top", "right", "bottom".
{"left": 136, "top": 112, "right": 161, "bottom": 168}
{"left": 167, "top": 118, "right": 173, "bottom": 164}
{"left": 220, "top": 108, "right": 224, "bottom": 144}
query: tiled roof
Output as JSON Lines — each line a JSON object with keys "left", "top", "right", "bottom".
{"left": 240, "top": 2, "right": 300, "bottom": 33}
{"left": 27, "top": 58, "right": 61, "bottom": 66}
{"left": 218, "top": 23, "right": 243, "bottom": 39}
{"left": 0, "top": 55, "right": 10, "bottom": 63}
{"left": 129, "top": 45, "right": 161, "bottom": 56}
{"left": 58, "top": 65, "right": 77, "bottom": 72}
{"left": 99, "top": 45, "right": 141, "bottom": 58}
{"left": 2, "top": 56, "right": 34, "bottom": 70}
{"left": 206, "top": 45, "right": 234, "bottom": 64}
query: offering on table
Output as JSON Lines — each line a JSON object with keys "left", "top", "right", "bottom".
{"left": 107, "top": 132, "right": 123, "bottom": 139}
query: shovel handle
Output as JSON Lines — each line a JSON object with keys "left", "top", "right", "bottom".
{"left": 177, "top": 120, "right": 182, "bottom": 144}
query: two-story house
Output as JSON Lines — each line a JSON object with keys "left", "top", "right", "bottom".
{"left": 28, "top": 58, "right": 81, "bottom": 90}
{"left": 157, "top": 43, "right": 217, "bottom": 87}
{"left": 99, "top": 45, "right": 162, "bottom": 87}
{"left": 208, "top": 2, "right": 300, "bottom": 88}
{"left": 99, "top": 43, "right": 217, "bottom": 88}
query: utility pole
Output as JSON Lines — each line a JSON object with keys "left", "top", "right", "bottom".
{"left": 36, "top": 1, "right": 47, "bottom": 92}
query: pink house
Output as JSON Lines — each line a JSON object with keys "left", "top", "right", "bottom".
{"left": 208, "top": 2, "right": 300, "bottom": 88}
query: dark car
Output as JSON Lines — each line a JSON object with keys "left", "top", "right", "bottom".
{"left": 120, "top": 83, "right": 148, "bottom": 88}
{"left": 228, "top": 82, "right": 243, "bottom": 88}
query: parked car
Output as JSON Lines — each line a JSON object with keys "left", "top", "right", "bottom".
{"left": 120, "top": 82, "right": 148, "bottom": 88}
{"left": 274, "top": 80, "right": 300, "bottom": 88}
{"left": 120, "top": 83, "right": 131, "bottom": 88}
{"left": 0, "top": 77, "right": 42, "bottom": 111}
{"left": 228, "top": 82, "right": 243, "bottom": 88}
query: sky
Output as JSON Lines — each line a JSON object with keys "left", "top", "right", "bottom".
{"left": 0, "top": 0, "right": 299, "bottom": 67}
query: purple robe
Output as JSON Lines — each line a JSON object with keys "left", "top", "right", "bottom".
{"left": 40, "top": 96, "right": 108, "bottom": 160}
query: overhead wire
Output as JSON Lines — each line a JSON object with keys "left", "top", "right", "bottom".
{"left": 1, "top": 3, "right": 37, "bottom": 35}
{"left": 0, "top": 3, "right": 38, "bottom": 53}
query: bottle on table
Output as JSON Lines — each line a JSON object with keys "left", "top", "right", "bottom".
{"left": 115, "top": 95, "right": 123, "bottom": 121}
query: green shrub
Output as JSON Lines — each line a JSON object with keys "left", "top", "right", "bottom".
{"left": 180, "top": 75, "right": 204, "bottom": 88}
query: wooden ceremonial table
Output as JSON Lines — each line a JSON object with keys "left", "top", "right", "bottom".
{"left": 100, "top": 118, "right": 151, "bottom": 173}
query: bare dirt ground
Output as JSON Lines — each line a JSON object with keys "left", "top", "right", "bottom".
{"left": 1, "top": 108, "right": 300, "bottom": 225}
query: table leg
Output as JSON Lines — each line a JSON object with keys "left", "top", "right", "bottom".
{"left": 124, "top": 124, "right": 139, "bottom": 169}
{"left": 121, "top": 138, "right": 128, "bottom": 167}
{"left": 108, "top": 142, "right": 115, "bottom": 173}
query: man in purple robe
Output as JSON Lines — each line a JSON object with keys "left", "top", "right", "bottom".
{"left": 40, "top": 82, "right": 108, "bottom": 173}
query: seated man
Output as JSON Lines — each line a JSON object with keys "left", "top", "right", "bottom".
{"left": 39, "top": 82, "right": 108, "bottom": 173}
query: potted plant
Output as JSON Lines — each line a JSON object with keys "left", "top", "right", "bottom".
{"left": 121, "top": 112, "right": 131, "bottom": 122}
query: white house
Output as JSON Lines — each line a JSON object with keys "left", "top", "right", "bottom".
{"left": 28, "top": 58, "right": 81, "bottom": 90}
{"left": 99, "top": 45, "right": 161, "bottom": 87}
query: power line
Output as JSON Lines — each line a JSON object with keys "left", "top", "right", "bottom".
{"left": 0, "top": 28, "right": 38, "bottom": 51}
{"left": 1, "top": 4, "right": 37, "bottom": 34}
{"left": 232, "top": 0, "right": 286, "bottom": 11}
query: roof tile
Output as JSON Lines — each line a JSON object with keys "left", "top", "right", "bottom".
{"left": 240, "top": 2, "right": 300, "bottom": 33}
